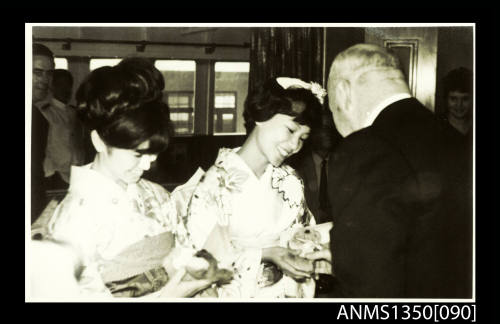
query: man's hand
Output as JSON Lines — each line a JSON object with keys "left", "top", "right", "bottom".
{"left": 304, "top": 243, "right": 333, "bottom": 277}
{"left": 262, "top": 246, "right": 314, "bottom": 280}
{"left": 304, "top": 243, "right": 332, "bottom": 263}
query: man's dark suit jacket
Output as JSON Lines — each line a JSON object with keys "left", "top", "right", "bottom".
{"left": 327, "top": 98, "right": 472, "bottom": 298}
{"left": 290, "top": 148, "right": 331, "bottom": 224}
{"left": 31, "top": 104, "right": 49, "bottom": 224}
{"left": 289, "top": 147, "right": 328, "bottom": 223}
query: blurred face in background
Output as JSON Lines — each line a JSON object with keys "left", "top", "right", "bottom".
{"left": 447, "top": 90, "right": 472, "bottom": 120}
{"left": 32, "top": 55, "right": 55, "bottom": 103}
{"left": 309, "top": 125, "right": 337, "bottom": 159}
{"left": 52, "top": 79, "right": 73, "bottom": 104}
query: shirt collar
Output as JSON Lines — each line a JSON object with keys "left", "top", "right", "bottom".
{"left": 33, "top": 97, "right": 51, "bottom": 110}
{"left": 50, "top": 97, "right": 67, "bottom": 110}
{"left": 312, "top": 151, "right": 328, "bottom": 164}
{"left": 364, "top": 93, "right": 412, "bottom": 128}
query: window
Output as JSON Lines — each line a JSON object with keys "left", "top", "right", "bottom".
{"left": 214, "top": 92, "right": 237, "bottom": 133}
{"left": 54, "top": 58, "right": 68, "bottom": 70}
{"left": 152, "top": 60, "right": 249, "bottom": 136}
{"left": 166, "top": 91, "right": 194, "bottom": 134}
{"left": 168, "top": 92, "right": 193, "bottom": 108}
{"left": 89, "top": 58, "right": 122, "bottom": 71}
{"left": 215, "top": 92, "right": 236, "bottom": 108}
{"left": 155, "top": 60, "right": 196, "bottom": 135}
{"left": 214, "top": 62, "right": 249, "bottom": 134}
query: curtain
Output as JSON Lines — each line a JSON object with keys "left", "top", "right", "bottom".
{"left": 248, "top": 27, "right": 324, "bottom": 93}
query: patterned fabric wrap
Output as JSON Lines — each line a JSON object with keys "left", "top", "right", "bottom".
{"left": 105, "top": 266, "right": 169, "bottom": 297}
{"left": 39, "top": 164, "right": 190, "bottom": 297}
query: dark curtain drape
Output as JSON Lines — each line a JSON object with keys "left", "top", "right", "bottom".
{"left": 248, "top": 27, "right": 324, "bottom": 93}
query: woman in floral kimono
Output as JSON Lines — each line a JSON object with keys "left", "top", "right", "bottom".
{"left": 32, "top": 60, "right": 221, "bottom": 298}
{"left": 186, "top": 77, "right": 326, "bottom": 298}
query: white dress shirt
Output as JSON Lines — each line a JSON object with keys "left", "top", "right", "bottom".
{"left": 41, "top": 98, "right": 85, "bottom": 182}
{"left": 364, "top": 93, "right": 412, "bottom": 128}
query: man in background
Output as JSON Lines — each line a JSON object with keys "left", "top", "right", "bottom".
{"left": 31, "top": 43, "right": 54, "bottom": 223}
{"left": 441, "top": 67, "right": 473, "bottom": 144}
{"left": 42, "top": 69, "right": 86, "bottom": 189}
{"left": 320, "top": 43, "right": 472, "bottom": 298}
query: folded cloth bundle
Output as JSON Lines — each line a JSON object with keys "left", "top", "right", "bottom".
{"left": 101, "top": 232, "right": 233, "bottom": 297}
{"left": 105, "top": 267, "right": 169, "bottom": 297}
{"left": 101, "top": 232, "right": 175, "bottom": 297}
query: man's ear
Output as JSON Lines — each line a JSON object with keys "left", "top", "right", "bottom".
{"left": 335, "top": 79, "right": 351, "bottom": 112}
{"left": 90, "top": 130, "right": 106, "bottom": 153}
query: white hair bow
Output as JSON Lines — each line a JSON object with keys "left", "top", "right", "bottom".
{"left": 276, "top": 77, "right": 327, "bottom": 104}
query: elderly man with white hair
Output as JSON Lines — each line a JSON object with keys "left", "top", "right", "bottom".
{"left": 306, "top": 43, "right": 472, "bottom": 298}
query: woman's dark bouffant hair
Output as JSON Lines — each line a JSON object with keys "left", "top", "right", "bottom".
{"left": 243, "top": 78, "right": 323, "bottom": 134}
{"left": 75, "top": 61, "right": 171, "bottom": 154}
{"left": 117, "top": 57, "right": 165, "bottom": 102}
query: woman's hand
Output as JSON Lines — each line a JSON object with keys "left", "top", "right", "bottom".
{"left": 262, "top": 246, "right": 314, "bottom": 280}
{"left": 157, "top": 268, "right": 214, "bottom": 298}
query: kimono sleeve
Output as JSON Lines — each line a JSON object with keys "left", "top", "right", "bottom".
{"left": 185, "top": 168, "right": 222, "bottom": 250}
{"left": 46, "top": 196, "right": 113, "bottom": 297}
{"left": 169, "top": 168, "right": 206, "bottom": 248}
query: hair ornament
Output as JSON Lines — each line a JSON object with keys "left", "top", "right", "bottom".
{"left": 276, "top": 77, "right": 327, "bottom": 104}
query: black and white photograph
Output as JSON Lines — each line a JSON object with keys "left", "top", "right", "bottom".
{"left": 26, "top": 23, "right": 479, "bottom": 307}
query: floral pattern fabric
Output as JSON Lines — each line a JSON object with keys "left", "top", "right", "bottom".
{"left": 186, "top": 148, "right": 315, "bottom": 298}
{"left": 41, "top": 164, "right": 187, "bottom": 297}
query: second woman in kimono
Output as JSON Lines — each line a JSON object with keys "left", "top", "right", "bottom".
{"left": 185, "top": 77, "right": 327, "bottom": 298}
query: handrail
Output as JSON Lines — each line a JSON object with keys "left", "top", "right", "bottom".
{"left": 33, "top": 37, "right": 250, "bottom": 49}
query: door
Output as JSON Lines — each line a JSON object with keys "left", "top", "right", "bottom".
{"left": 365, "top": 27, "right": 438, "bottom": 112}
